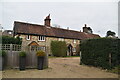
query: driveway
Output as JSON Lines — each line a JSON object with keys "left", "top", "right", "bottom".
{"left": 2, "top": 57, "right": 118, "bottom": 78}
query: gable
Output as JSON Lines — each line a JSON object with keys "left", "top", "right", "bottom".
{"left": 28, "top": 41, "right": 39, "bottom": 46}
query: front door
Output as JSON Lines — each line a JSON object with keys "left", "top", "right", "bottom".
{"left": 68, "top": 44, "right": 73, "bottom": 56}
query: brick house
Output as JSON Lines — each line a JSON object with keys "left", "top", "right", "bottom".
{"left": 13, "top": 14, "right": 100, "bottom": 56}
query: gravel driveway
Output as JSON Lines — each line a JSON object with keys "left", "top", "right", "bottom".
{"left": 2, "top": 57, "right": 118, "bottom": 78}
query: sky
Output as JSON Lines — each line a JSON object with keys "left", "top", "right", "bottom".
{"left": 0, "top": 0, "right": 119, "bottom": 37}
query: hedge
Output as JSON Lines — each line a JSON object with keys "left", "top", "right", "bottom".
{"left": 51, "top": 41, "right": 67, "bottom": 57}
{"left": 0, "top": 36, "right": 22, "bottom": 45}
{"left": 80, "top": 38, "right": 120, "bottom": 69}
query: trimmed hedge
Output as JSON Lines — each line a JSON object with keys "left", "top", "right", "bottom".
{"left": 0, "top": 36, "right": 22, "bottom": 45}
{"left": 51, "top": 41, "right": 67, "bottom": 57}
{"left": 80, "top": 38, "right": 120, "bottom": 69}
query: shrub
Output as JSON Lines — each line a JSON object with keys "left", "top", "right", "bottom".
{"left": 0, "top": 50, "right": 6, "bottom": 57}
{"left": 19, "top": 51, "right": 26, "bottom": 57}
{"left": 36, "top": 50, "right": 45, "bottom": 57}
{"left": 51, "top": 41, "right": 67, "bottom": 57}
{"left": 80, "top": 38, "right": 120, "bottom": 69}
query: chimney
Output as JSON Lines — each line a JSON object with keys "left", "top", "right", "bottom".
{"left": 83, "top": 24, "right": 88, "bottom": 33}
{"left": 85, "top": 24, "right": 87, "bottom": 27}
{"left": 44, "top": 14, "right": 51, "bottom": 27}
{"left": 67, "top": 27, "right": 69, "bottom": 30}
{"left": 83, "top": 24, "right": 93, "bottom": 33}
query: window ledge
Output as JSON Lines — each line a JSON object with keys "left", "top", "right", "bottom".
{"left": 26, "top": 39, "right": 30, "bottom": 40}
{"left": 38, "top": 40, "right": 45, "bottom": 42}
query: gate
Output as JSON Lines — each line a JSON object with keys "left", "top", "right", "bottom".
{"left": 26, "top": 51, "right": 37, "bottom": 68}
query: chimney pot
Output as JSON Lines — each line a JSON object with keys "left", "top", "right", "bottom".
{"left": 85, "top": 24, "right": 87, "bottom": 27}
{"left": 67, "top": 27, "right": 69, "bottom": 30}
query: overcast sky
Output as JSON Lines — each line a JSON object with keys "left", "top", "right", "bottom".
{"left": 0, "top": 0, "right": 119, "bottom": 37}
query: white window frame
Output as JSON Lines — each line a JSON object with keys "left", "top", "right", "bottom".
{"left": 73, "top": 39, "right": 76, "bottom": 43}
{"left": 73, "top": 47, "right": 76, "bottom": 52}
{"left": 38, "top": 36, "right": 45, "bottom": 41}
{"left": 26, "top": 35, "right": 30, "bottom": 40}
{"left": 58, "top": 38, "right": 64, "bottom": 41}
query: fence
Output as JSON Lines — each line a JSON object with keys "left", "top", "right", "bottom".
{"left": 1, "top": 44, "right": 48, "bottom": 69}
{"left": 1, "top": 44, "right": 21, "bottom": 51}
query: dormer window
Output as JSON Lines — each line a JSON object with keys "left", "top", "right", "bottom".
{"left": 38, "top": 36, "right": 45, "bottom": 41}
{"left": 26, "top": 35, "right": 30, "bottom": 40}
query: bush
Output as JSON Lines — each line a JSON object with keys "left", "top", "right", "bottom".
{"left": 51, "top": 41, "right": 67, "bottom": 57}
{"left": 19, "top": 51, "right": 26, "bottom": 57}
{"left": 36, "top": 50, "right": 45, "bottom": 57}
{"left": 0, "top": 36, "right": 22, "bottom": 45}
{"left": 80, "top": 38, "right": 120, "bottom": 69}
{"left": 0, "top": 50, "right": 6, "bottom": 57}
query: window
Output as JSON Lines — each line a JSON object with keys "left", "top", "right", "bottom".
{"left": 38, "top": 36, "right": 45, "bottom": 41}
{"left": 73, "top": 47, "right": 76, "bottom": 52}
{"left": 58, "top": 38, "right": 64, "bottom": 41}
{"left": 73, "top": 39, "right": 76, "bottom": 43}
{"left": 31, "top": 46, "right": 46, "bottom": 51}
{"left": 26, "top": 35, "right": 30, "bottom": 40}
{"left": 38, "top": 46, "right": 46, "bottom": 51}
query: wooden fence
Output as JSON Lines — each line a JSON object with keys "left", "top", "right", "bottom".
{"left": 1, "top": 44, "right": 48, "bottom": 69}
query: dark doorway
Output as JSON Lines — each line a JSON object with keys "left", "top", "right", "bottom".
{"left": 68, "top": 44, "right": 73, "bottom": 56}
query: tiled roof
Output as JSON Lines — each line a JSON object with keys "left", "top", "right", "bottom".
{"left": 13, "top": 21, "right": 100, "bottom": 40}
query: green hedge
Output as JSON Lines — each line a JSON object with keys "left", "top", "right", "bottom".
{"left": 51, "top": 41, "right": 67, "bottom": 57}
{"left": 80, "top": 38, "right": 120, "bottom": 69}
{"left": 0, "top": 50, "right": 6, "bottom": 57}
{"left": 0, "top": 36, "right": 22, "bottom": 45}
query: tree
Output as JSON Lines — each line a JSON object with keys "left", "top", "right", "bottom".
{"left": 106, "top": 30, "right": 116, "bottom": 37}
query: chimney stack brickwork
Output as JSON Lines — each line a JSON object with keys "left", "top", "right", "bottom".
{"left": 44, "top": 14, "right": 51, "bottom": 27}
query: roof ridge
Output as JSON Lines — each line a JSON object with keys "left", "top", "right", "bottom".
{"left": 14, "top": 21, "right": 45, "bottom": 27}
{"left": 50, "top": 27, "right": 82, "bottom": 33}
{"left": 14, "top": 21, "right": 83, "bottom": 34}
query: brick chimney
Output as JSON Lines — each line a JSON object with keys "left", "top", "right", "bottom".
{"left": 83, "top": 24, "right": 93, "bottom": 33}
{"left": 83, "top": 24, "right": 88, "bottom": 33}
{"left": 44, "top": 14, "right": 51, "bottom": 27}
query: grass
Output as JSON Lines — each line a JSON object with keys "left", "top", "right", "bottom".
{"left": 65, "top": 56, "right": 80, "bottom": 57}
{"left": 108, "top": 66, "right": 120, "bottom": 74}
{"left": 49, "top": 56, "right": 80, "bottom": 58}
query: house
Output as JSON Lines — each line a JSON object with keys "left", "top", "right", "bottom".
{"left": 13, "top": 14, "right": 100, "bottom": 56}
{"left": 2, "top": 30, "right": 13, "bottom": 37}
